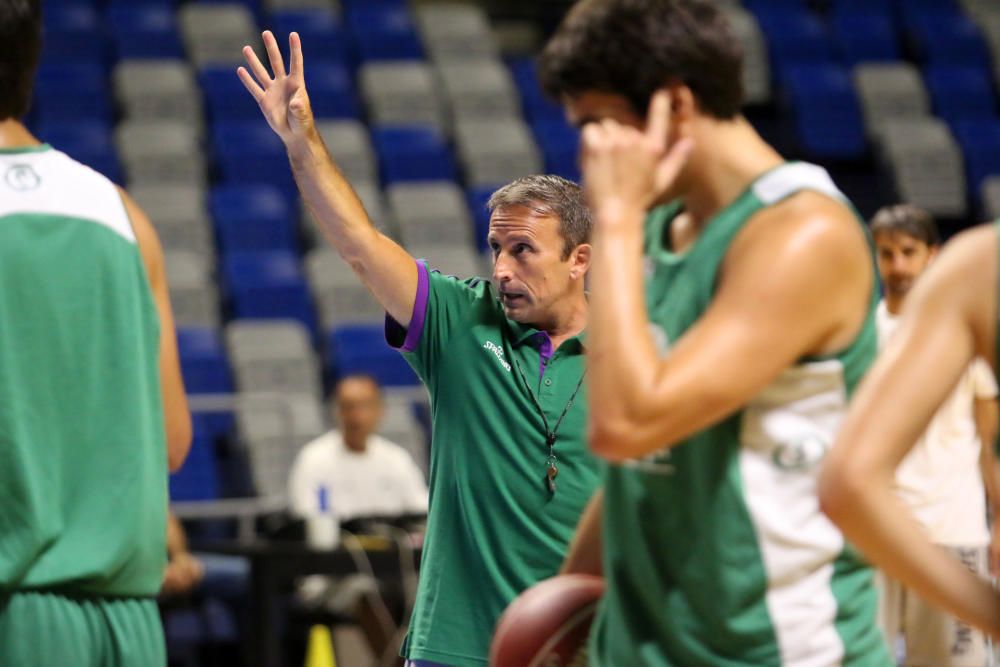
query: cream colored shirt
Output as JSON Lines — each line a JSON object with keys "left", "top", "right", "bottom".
{"left": 288, "top": 430, "right": 429, "bottom": 521}
{"left": 877, "top": 301, "right": 997, "bottom": 545}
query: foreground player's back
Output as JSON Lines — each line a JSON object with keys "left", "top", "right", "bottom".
{"left": 0, "top": 146, "right": 168, "bottom": 597}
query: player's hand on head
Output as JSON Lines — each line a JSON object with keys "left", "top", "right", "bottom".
{"left": 581, "top": 89, "right": 693, "bottom": 222}
{"left": 237, "top": 31, "right": 314, "bottom": 146}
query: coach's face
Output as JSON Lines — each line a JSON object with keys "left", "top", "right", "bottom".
{"left": 488, "top": 204, "right": 587, "bottom": 325}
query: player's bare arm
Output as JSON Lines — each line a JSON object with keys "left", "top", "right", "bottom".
{"left": 820, "top": 225, "right": 1000, "bottom": 637}
{"left": 559, "top": 489, "right": 603, "bottom": 577}
{"left": 581, "top": 92, "right": 872, "bottom": 461}
{"left": 237, "top": 31, "right": 417, "bottom": 326}
{"left": 120, "top": 188, "right": 192, "bottom": 472}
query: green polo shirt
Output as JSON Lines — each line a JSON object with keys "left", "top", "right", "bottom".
{"left": 387, "top": 261, "right": 601, "bottom": 667}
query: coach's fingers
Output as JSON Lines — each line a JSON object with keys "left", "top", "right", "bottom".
{"left": 237, "top": 67, "right": 265, "bottom": 103}
{"left": 289, "top": 32, "right": 304, "bottom": 79}
{"left": 242, "top": 44, "right": 271, "bottom": 87}
{"left": 262, "top": 30, "right": 286, "bottom": 79}
{"left": 645, "top": 89, "right": 671, "bottom": 154}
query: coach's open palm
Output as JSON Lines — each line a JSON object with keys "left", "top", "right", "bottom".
{"left": 238, "top": 31, "right": 314, "bottom": 146}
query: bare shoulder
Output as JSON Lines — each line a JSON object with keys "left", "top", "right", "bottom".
{"left": 116, "top": 186, "right": 165, "bottom": 280}
{"left": 726, "top": 191, "right": 868, "bottom": 274}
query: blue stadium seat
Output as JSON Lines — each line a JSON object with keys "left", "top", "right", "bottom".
{"left": 41, "top": 5, "right": 108, "bottom": 67}
{"left": 372, "top": 126, "right": 457, "bottom": 184}
{"left": 222, "top": 251, "right": 318, "bottom": 335}
{"left": 831, "top": 11, "right": 899, "bottom": 66}
{"left": 39, "top": 121, "right": 122, "bottom": 184}
{"left": 302, "top": 62, "right": 360, "bottom": 121}
{"left": 32, "top": 63, "right": 112, "bottom": 126}
{"left": 326, "top": 324, "right": 418, "bottom": 387}
{"left": 200, "top": 65, "right": 262, "bottom": 123}
{"left": 269, "top": 9, "right": 353, "bottom": 66}
{"left": 178, "top": 328, "right": 234, "bottom": 395}
{"left": 509, "top": 58, "right": 564, "bottom": 124}
{"left": 745, "top": 6, "right": 836, "bottom": 79}
{"left": 210, "top": 184, "right": 298, "bottom": 253}
{"left": 782, "top": 64, "right": 867, "bottom": 160}
{"left": 925, "top": 65, "right": 997, "bottom": 127}
{"left": 532, "top": 119, "right": 581, "bottom": 183}
{"left": 345, "top": 4, "right": 423, "bottom": 62}
{"left": 952, "top": 119, "right": 1000, "bottom": 195}
{"left": 211, "top": 122, "right": 296, "bottom": 200}
{"left": 107, "top": 5, "right": 184, "bottom": 60}
{"left": 169, "top": 425, "right": 221, "bottom": 502}
{"left": 467, "top": 186, "right": 494, "bottom": 253}
{"left": 906, "top": 10, "right": 991, "bottom": 68}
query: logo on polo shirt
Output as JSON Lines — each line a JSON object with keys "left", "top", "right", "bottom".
{"left": 483, "top": 340, "right": 511, "bottom": 372}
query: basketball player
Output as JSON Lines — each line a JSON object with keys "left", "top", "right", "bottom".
{"left": 821, "top": 218, "right": 1000, "bottom": 642}
{"left": 865, "top": 204, "right": 1000, "bottom": 666}
{"left": 540, "top": 0, "right": 891, "bottom": 663}
{"left": 0, "top": 1, "right": 192, "bottom": 665}
{"left": 239, "top": 32, "right": 602, "bottom": 666}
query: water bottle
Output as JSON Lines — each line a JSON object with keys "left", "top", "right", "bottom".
{"left": 306, "top": 484, "right": 340, "bottom": 550}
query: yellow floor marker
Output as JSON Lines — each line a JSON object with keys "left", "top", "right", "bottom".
{"left": 304, "top": 624, "right": 337, "bottom": 667}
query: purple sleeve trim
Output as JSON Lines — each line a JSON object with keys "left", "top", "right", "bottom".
{"left": 385, "top": 259, "right": 430, "bottom": 352}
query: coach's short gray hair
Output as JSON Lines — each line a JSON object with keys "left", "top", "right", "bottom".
{"left": 486, "top": 175, "right": 592, "bottom": 259}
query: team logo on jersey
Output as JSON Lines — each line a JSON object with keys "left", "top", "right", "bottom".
{"left": 483, "top": 340, "right": 511, "bottom": 373}
{"left": 4, "top": 164, "right": 40, "bottom": 192}
{"left": 771, "top": 433, "right": 829, "bottom": 471}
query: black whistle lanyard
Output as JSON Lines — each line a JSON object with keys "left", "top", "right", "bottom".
{"left": 512, "top": 354, "right": 586, "bottom": 495}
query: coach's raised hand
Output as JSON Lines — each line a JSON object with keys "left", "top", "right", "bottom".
{"left": 238, "top": 31, "right": 314, "bottom": 148}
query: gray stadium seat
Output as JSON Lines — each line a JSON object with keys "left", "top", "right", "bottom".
{"left": 416, "top": 3, "right": 500, "bottom": 62}
{"left": 407, "top": 242, "right": 484, "bottom": 279}
{"left": 115, "top": 120, "right": 206, "bottom": 186}
{"left": 264, "top": 0, "right": 339, "bottom": 10}
{"left": 315, "top": 120, "right": 377, "bottom": 184}
{"left": 387, "top": 182, "right": 473, "bottom": 246}
{"left": 226, "top": 319, "right": 322, "bottom": 396}
{"left": 380, "top": 386, "right": 430, "bottom": 476}
{"left": 131, "top": 184, "right": 214, "bottom": 256}
{"left": 491, "top": 20, "right": 543, "bottom": 58}
{"left": 359, "top": 62, "right": 448, "bottom": 133}
{"left": 114, "top": 60, "right": 203, "bottom": 127}
{"left": 853, "top": 63, "right": 931, "bottom": 139}
{"left": 721, "top": 7, "right": 771, "bottom": 106}
{"left": 982, "top": 176, "right": 1000, "bottom": 220}
{"left": 299, "top": 181, "right": 396, "bottom": 250}
{"left": 436, "top": 61, "right": 522, "bottom": 121}
{"left": 236, "top": 392, "right": 328, "bottom": 499}
{"left": 164, "top": 251, "right": 221, "bottom": 328}
{"left": 180, "top": 4, "right": 259, "bottom": 67}
{"left": 306, "top": 248, "right": 386, "bottom": 328}
{"left": 878, "top": 118, "right": 968, "bottom": 219}
{"left": 454, "top": 118, "right": 543, "bottom": 187}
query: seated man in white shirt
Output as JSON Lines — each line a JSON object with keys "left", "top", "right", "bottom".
{"left": 288, "top": 373, "right": 428, "bottom": 662}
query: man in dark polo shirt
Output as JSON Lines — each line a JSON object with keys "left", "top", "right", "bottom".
{"left": 238, "top": 31, "right": 601, "bottom": 667}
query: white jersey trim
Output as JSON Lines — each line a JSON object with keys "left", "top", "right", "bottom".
{"left": 753, "top": 162, "right": 847, "bottom": 207}
{"left": 739, "top": 358, "right": 849, "bottom": 666}
{"left": 0, "top": 149, "right": 135, "bottom": 244}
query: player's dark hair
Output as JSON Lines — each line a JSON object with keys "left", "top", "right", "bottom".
{"left": 538, "top": 0, "right": 744, "bottom": 119}
{"left": 487, "top": 175, "right": 592, "bottom": 260}
{"left": 869, "top": 204, "right": 941, "bottom": 247}
{"left": 0, "top": 0, "right": 42, "bottom": 121}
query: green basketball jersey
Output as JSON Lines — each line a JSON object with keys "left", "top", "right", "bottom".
{"left": 0, "top": 146, "right": 167, "bottom": 597}
{"left": 591, "top": 162, "right": 890, "bottom": 666}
